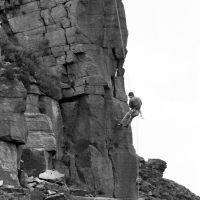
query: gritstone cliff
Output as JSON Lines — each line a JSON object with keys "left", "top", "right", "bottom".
{"left": 0, "top": 0, "right": 137, "bottom": 199}
{"left": 1, "top": 1, "right": 199, "bottom": 200}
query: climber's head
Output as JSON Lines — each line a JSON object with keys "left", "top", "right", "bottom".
{"left": 128, "top": 92, "right": 134, "bottom": 98}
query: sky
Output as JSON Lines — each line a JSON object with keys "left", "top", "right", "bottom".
{"left": 123, "top": 0, "right": 200, "bottom": 196}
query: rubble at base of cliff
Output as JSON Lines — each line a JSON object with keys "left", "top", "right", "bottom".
{"left": 137, "top": 156, "right": 200, "bottom": 200}
{"left": 0, "top": 169, "right": 116, "bottom": 200}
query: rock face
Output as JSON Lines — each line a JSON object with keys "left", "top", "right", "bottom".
{"left": 0, "top": 0, "right": 137, "bottom": 199}
{"left": 0, "top": 77, "right": 27, "bottom": 186}
{"left": 0, "top": 1, "right": 200, "bottom": 200}
{"left": 137, "top": 156, "right": 200, "bottom": 200}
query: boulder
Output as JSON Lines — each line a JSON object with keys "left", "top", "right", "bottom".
{"left": 39, "top": 170, "right": 64, "bottom": 181}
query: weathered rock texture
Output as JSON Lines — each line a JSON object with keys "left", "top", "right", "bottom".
{"left": 0, "top": 0, "right": 137, "bottom": 200}
{"left": 0, "top": 77, "right": 27, "bottom": 186}
{"left": 137, "top": 156, "right": 200, "bottom": 200}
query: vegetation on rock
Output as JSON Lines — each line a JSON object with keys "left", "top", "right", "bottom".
{"left": 0, "top": 36, "right": 61, "bottom": 100}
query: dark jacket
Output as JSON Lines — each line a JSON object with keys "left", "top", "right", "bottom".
{"left": 129, "top": 96, "right": 142, "bottom": 110}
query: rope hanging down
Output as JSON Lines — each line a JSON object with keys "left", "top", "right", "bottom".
{"left": 114, "top": 3, "right": 140, "bottom": 198}
{"left": 114, "top": 0, "right": 126, "bottom": 59}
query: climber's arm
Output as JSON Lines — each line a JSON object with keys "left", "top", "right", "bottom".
{"left": 139, "top": 110, "right": 144, "bottom": 119}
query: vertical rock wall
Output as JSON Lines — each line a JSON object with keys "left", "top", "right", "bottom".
{"left": 0, "top": 78, "right": 27, "bottom": 186}
{"left": 0, "top": 0, "right": 137, "bottom": 199}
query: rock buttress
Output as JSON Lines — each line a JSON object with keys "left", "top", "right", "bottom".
{"left": 0, "top": 0, "right": 137, "bottom": 199}
{"left": 138, "top": 156, "right": 200, "bottom": 200}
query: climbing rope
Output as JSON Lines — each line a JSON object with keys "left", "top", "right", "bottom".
{"left": 135, "top": 119, "right": 140, "bottom": 199}
{"left": 114, "top": 0, "right": 126, "bottom": 59}
{"left": 114, "top": 1, "right": 140, "bottom": 198}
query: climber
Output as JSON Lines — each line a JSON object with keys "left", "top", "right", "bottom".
{"left": 117, "top": 92, "right": 143, "bottom": 128}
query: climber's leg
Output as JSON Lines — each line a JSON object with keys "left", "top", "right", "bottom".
{"left": 118, "top": 110, "right": 133, "bottom": 127}
{"left": 124, "top": 110, "right": 140, "bottom": 128}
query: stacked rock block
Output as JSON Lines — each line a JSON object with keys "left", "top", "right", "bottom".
{"left": 22, "top": 78, "right": 63, "bottom": 177}
{"left": 0, "top": 78, "right": 27, "bottom": 186}
{"left": 0, "top": 0, "right": 137, "bottom": 199}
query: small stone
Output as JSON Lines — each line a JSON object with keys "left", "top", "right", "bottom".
{"left": 47, "top": 190, "right": 56, "bottom": 195}
{"left": 28, "top": 182, "right": 37, "bottom": 188}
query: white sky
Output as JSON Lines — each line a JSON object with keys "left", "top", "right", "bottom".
{"left": 123, "top": 0, "right": 200, "bottom": 196}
